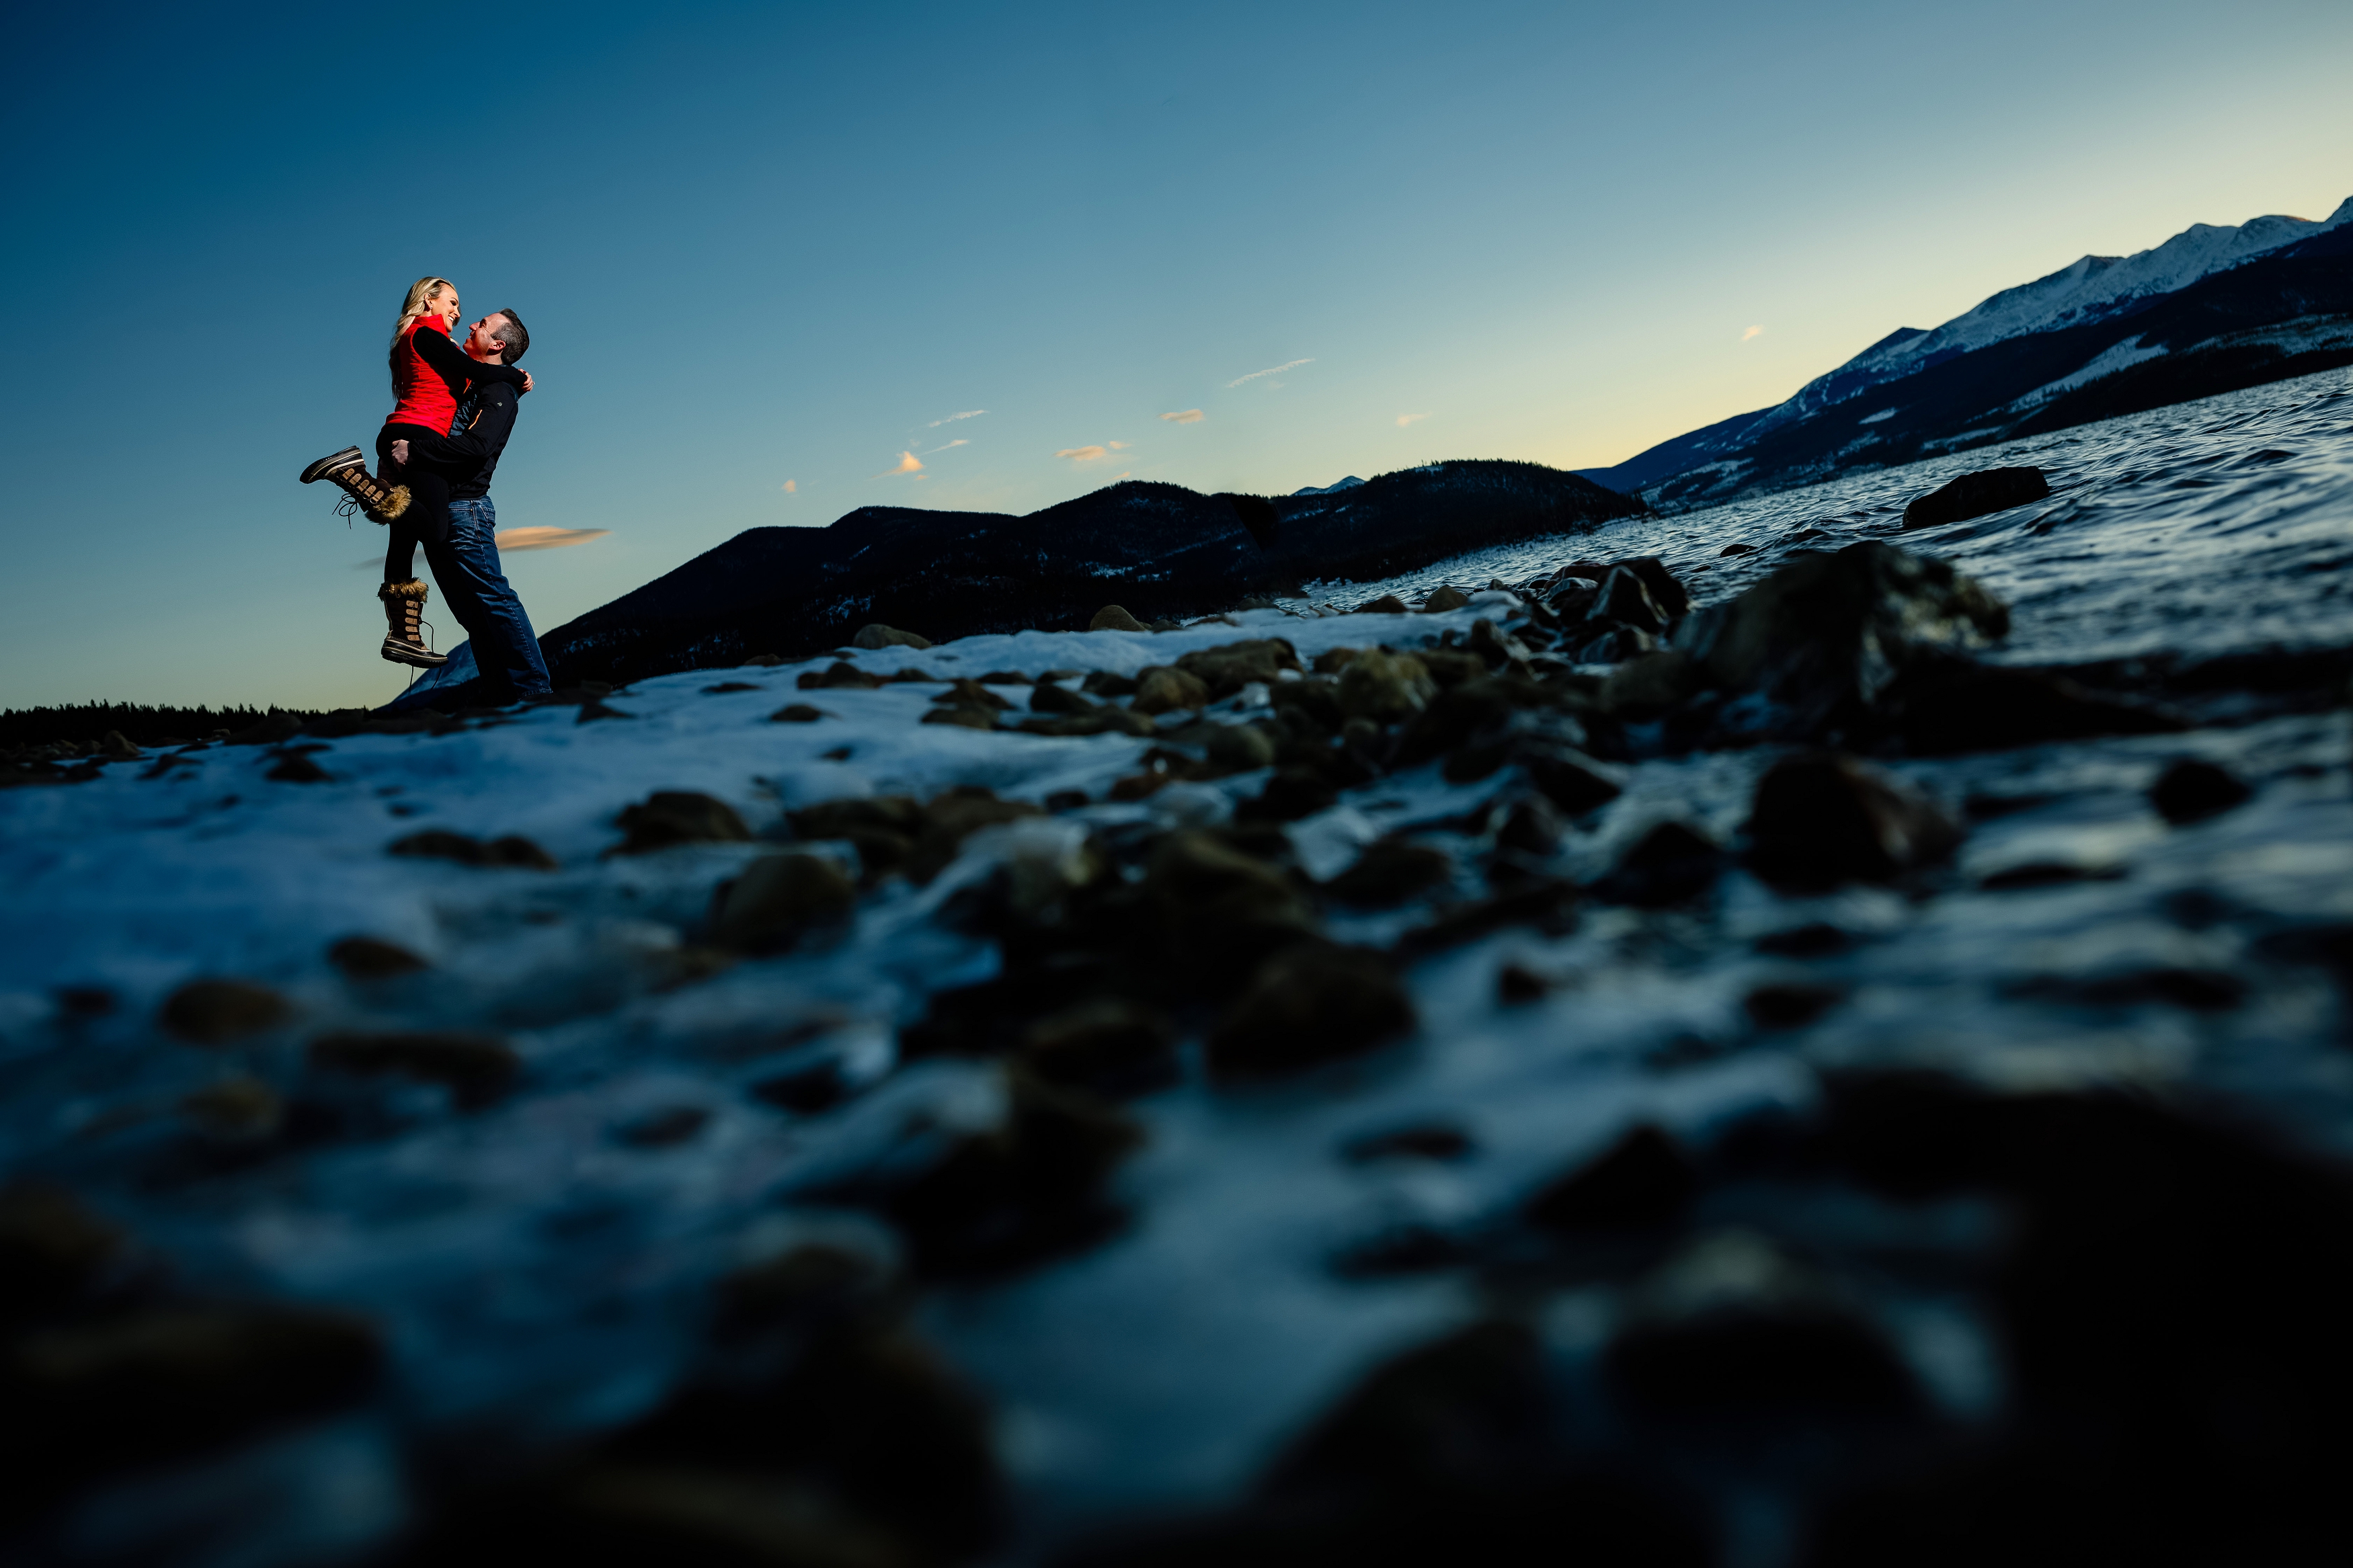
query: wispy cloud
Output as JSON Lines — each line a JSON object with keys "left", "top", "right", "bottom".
{"left": 928, "top": 409, "right": 988, "bottom": 426}
{"left": 496, "top": 527, "right": 610, "bottom": 551}
{"left": 1111, "top": 471, "right": 1131, "bottom": 481}
{"left": 781, "top": 479, "right": 797, "bottom": 493}
{"left": 1055, "top": 446, "right": 1109, "bottom": 462}
{"left": 1226, "top": 358, "right": 1313, "bottom": 388}
{"left": 1742, "top": 325, "right": 1765, "bottom": 341}
{"left": 1396, "top": 412, "right": 1430, "bottom": 427}
{"left": 1160, "top": 409, "right": 1205, "bottom": 423}
{"left": 928, "top": 438, "right": 969, "bottom": 453}
{"left": 1109, "top": 441, "right": 1130, "bottom": 450}
{"left": 873, "top": 450, "right": 924, "bottom": 477}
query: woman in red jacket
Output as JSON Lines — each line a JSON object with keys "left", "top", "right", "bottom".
{"left": 300, "top": 277, "right": 533, "bottom": 667}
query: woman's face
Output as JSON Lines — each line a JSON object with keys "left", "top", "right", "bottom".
{"left": 431, "top": 288, "right": 460, "bottom": 327}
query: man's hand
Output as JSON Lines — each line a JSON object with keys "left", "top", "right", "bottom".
{"left": 520, "top": 371, "right": 534, "bottom": 394}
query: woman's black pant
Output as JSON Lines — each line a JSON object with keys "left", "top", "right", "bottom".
{"left": 376, "top": 423, "right": 454, "bottom": 582}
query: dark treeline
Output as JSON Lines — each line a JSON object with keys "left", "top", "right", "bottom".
{"left": 0, "top": 702, "right": 325, "bottom": 750}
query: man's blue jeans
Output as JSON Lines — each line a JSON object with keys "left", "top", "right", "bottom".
{"left": 424, "top": 499, "right": 553, "bottom": 700}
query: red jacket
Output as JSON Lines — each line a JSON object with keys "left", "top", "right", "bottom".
{"left": 386, "top": 316, "right": 463, "bottom": 432}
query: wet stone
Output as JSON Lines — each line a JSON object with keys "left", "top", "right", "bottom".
{"left": 1496, "top": 962, "right": 1550, "bottom": 1005}
{"left": 1744, "top": 981, "right": 1845, "bottom": 1028}
{"left": 920, "top": 704, "right": 998, "bottom": 731}
{"left": 1090, "top": 604, "right": 1151, "bottom": 632}
{"left": 709, "top": 853, "right": 859, "bottom": 953}
{"left": 389, "top": 829, "right": 559, "bottom": 870}
{"left": 1525, "top": 1124, "right": 1696, "bottom": 1231}
{"left": 1755, "top": 921, "right": 1852, "bottom": 957}
{"left": 0, "top": 1182, "right": 126, "bottom": 1324}
{"left": 1746, "top": 751, "right": 1960, "bottom": 889}
{"left": 1082, "top": 669, "right": 1140, "bottom": 698}
{"left": 1588, "top": 822, "right": 1725, "bottom": 907}
{"left": 769, "top": 703, "right": 829, "bottom": 723}
{"left": 1234, "top": 766, "right": 1339, "bottom": 824}
{"left": 701, "top": 681, "right": 760, "bottom": 694}
{"left": 1207, "top": 944, "right": 1416, "bottom": 1079}
{"left": 1903, "top": 464, "right": 2050, "bottom": 528}
{"left": 327, "top": 935, "right": 429, "bottom": 979}
{"left": 308, "top": 1030, "right": 521, "bottom": 1108}
{"left": 852, "top": 622, "right": 932, "bottom": 651}
{"left": 2150, "top": 758, "right": 2253, "bottom": 824}
{"left": 797, "top": 661, "right": 886, "bottom": 690}
{"left": 1890, "top": 657, "right": 2186, "bottom": 755}
{"left": 614, "top": 792, "right": 752, "bottom": 854}
{"left": 1421, "top": 585, "right": 1471, "bottom": 612}
{"left": 1030, "top": 681, "right": 1097, "bottom": 715}
{"left": 180, "top": 1075, "right": 284, "bottom": 1141}
{"left": 1020, "top": 1001, "right": 1179, "bottom": 1098}
{"left": 1130, "top": 666, "right": 1210, "bottom": 715}
{"left": 1342, "top": 1123, "right": 1476, "bottom": 1163}
{"left": 1337, "top": 649, "right": 1437, "bottom": 724}
{"left": 1323, "top": 841, "right": 1453, "bottom": 908}
{"left": 160, "top": 977, "right": 291, "bottom": 1044}
{"left": 613, "top": 1106, "right": 712, "bottom": 1147}
{"left": 1175, "top": 639, "right": 1303, "bottom": 698}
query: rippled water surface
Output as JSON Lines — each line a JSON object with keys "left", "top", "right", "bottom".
{"left": 2, "top": 368, "right": 2350, "bottom": 1563}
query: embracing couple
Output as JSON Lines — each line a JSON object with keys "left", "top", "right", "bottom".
{"left": 300, "top": 276, "right": 552, "bottom": 704}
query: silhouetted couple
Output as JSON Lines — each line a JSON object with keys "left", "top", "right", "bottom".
{"left": 301, "top": 276, "right": 552, "bottom": 703}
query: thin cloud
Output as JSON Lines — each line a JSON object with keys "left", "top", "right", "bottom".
{"left": 1743, "top": 325, "right": 1766, "bottom": 341}
{"left": 1160, "top": 409, "right": 1205, "bottom": 423}
{"left": 496, "top": 527, "right": 610, "bottom": 551}
{"left": 1109, "top": 441, "right": 1130, "bottom": 450}
{"left": 873, "top": 450, "right": 924, "bottom": 477}
{"left": 1396, "top": 412, "right": 1430, "bottom": 427}
{"left": 1055, "top": 446, "right": 1110, "bottom": 462}
{"left": 1111, "top": 471, "right": 1131, "bottom": 481}
{"left": 1226, "top": 358, "right": 1313, "bottom": 388}
{"left": 781, "top": 480, "right": 797, "bottom": 493}
{"left": 928, "top": 409, "right": 988, "bottom": 426}
{"left": 929, "top": 438, "right": 969, "bottom": 453}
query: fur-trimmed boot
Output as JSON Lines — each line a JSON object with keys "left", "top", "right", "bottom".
{"left": 378, "top": 580, "right": 447, "bottom": 667}
{"left": 303, "top": 446, "right": 411, "bottom": 524}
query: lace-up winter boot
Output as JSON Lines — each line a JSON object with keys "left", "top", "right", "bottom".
{"left": 302, "top": 447, "right": 411, "bottom": 524}
{"left": 379, "top": 579, "right": 447, "bottom": 667}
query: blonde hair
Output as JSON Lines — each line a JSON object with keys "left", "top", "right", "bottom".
{"left": 388, "top": 276, "right": 456, "bottom": 385}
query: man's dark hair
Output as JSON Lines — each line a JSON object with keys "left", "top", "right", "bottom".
{"left": 491, "top": 309, "right": 529, "bottom": 364}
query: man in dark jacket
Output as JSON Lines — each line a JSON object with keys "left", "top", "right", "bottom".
{"left": 401, "top": 309, "right": 554, "bottom": 703}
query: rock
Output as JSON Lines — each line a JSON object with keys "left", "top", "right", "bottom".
{"left": 1090, "top": 604, "right": 1151, "bottom": 632}
{"left": 1496, "top": 794, "right": 1565, "bottom": 856}
{"left": 797, "top": 661, "right": 887, "bottom": 690}
{"left": 1337, "top": 649, "right": 1437, "bottom": 724}
{"left": 1020, "top": 1001, "right": 1179, "bottom": 1098}
{"left": 1082, "top": 669, "right": 1140, "bottom": 698}
{"left": 1, "top": 1303, "right": 381, "bottom": 1491}
{"left": 1207, "top": 944, "right": 1416, "bottom": 1078}
{"left": 1605, "top": 1231, "right": 1919, "bottom": 1416}
{"left": 264, "top": 751, "right": 332, "bottom": 783}
{"left": 1599, "top": 649, "right": 1699, "bottom": 716}
{"left": 1497, "top": 962, "right": 1550, "bottom": 1004}
{"left": 1395, "top": 878, "right": 1576, "bottom": 956}
{"left": 921, "top": 706, "right": 997, "bottom": 731}
{"left": 884, "top": 1069, "right": 1144, "bottom": 1276}
{"left": 710, "top": 853, "right": 859, "bottom": 952}
{"left": 1756, "top": 921, "right": 1853, "bottom": 956}
{"left": 739, "top": 653, "right": 786, "bottom": 667}
{"left": 225, "top": 713, "right": 304, "bottom": 747}
{"left": 1131, "top": 666, "right": 1211, "bottom": 715}
{"left": 1466, "top": 618, "right": 1532, "bottom": 670}
{"left": 613, "top": 792, "right": 752, "bottom": 854}
{"left": 1234, "top": 766, "right": 1339, "bottom": 824}
{"left": 908, "top": 788, "right": 1043, "bottom": 883}
{"left": 327, "top": 936, "right": 430, "bottom": 979}
{"left": 1201, "top": 723, "right": 1279, "bottom": 772}
{"left": 887, "top": 667, "right": 938, "bottom": 684}
{"left": 1148, "top": 831, "right": 1319, "bottom": 991}
{"left": 309, "top": 1030, "right": 520, "bottom": 1107}
{"left": 1017, "top": 708, "right": 1157, "bottom": 738}
{"left": 1525, "top": 1124, "right": 1696, "bottom": 1231}
{"left": 701, "top": 680, "right": 759, "bottom": 694}
{"left": 160, "top": 978, "right": 290, "bottom": 1044}
{"left": 770, "top": 703, "right": 829, "bottom": 723}
{"left": 1590, "top": 567, "right": 1667, "bottom": 634}
{"left": 1745, "top": 751, "right": 1960, "bottom": 889}
{"left": 1570, "top": 626, "right": 1654, "bottom": 664}
{"left": 1720, "top": 542, "right": 1755, "bottom": 556}
{"left": 1903, "top": 465, "right": 2050, "bottom": 528}
{"left": 98, "top": 730, "right": 143, "bottom": 760}
{"left": 1519, "top": 743, "right": 1626, "bottom": 816}
{"left": 388, "top": 829, "right": 559, "bottom": 869}
{"left": 1323, "top": 841, "right": 1453, "bottom": 907}
{"left": 1414, "top": 647, "right": 1490, "bottom": 690}
{"left": 2151, "top": 758, "right": 2252, "bottom": 824}
{"left": 1421, "top": 586, "right": 1471, "bottom": 612}
{"left": 577, "top": 698, "right": 634, "bottom": 723}
{"left": 1670, "top": 541, "right": 2011, "bottom": 741}
{"left": 1174, "top": 639, "right": 1303, "bottom": 697}
{"left": 1589, "top": 822, "right": 1724, "bottom": 907}
{"left": 1342, "top": 1123, "right": 1476, "bottom": 1163}
{"left": 852, "top": 623, "right": 932, "bottom": 651}
{"left": 1351, "top": 594, "right": 1410, "bottom": 615}
{"left": 1744, "top": 982, "right": 1844, "bottom": 1028}
{"left": 1312, "top": 647, "right": 1361, "bottom": 675}
{"left": 1888, "top": 656, "right": 2187, "bottom": 755}
{"left": 980, "top": 669, "right": 1034, "bottom": 685}
{"left": 1030, "top": 682, "right": 1097, "bottom": 715}
{"left": 0, "top": 1183, "right": 125, "bottom": 1323}
{"left": 932, "top": 680, "right": 1011, "bottom": 711}
{"left": 180, "top": 1075, "right": 284, "bottom": 1140}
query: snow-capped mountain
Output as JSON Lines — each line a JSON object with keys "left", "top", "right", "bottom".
{"left": 1581, "top": 196, "right": 2353, "bottom": 506}
{"left": 1747, "top": 198, "right": 2353, "bottom": 438}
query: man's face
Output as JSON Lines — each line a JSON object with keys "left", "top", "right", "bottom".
{"left": 465, "top": 313, "right": 509, "bottom": 361}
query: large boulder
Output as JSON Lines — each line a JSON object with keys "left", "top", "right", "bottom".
{"left": 1903, "top": 466, "right": 2049, "bottom": 529}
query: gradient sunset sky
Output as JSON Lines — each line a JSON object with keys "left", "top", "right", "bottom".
{"left": 4, "top": 0, "right": 2348, "bottom": 711}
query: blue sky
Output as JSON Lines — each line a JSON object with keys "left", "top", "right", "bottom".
{"left": 3, "top": 0, "right": 2347, "bottom": 712}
